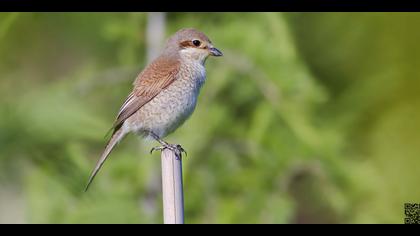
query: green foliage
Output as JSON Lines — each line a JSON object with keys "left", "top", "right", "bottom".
{"left": 0, "top": 12, "right": 419, "bottom": 223}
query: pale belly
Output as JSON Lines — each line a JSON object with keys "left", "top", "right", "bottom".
{"left": 124, "top": 76, "right": 203, "bottom": 138}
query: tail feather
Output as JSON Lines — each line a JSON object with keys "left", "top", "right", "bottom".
{"left": 84, "top": 128, "right": 126, "bottom": 192}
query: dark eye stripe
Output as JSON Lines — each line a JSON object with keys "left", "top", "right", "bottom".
{"left": 180, "top": 40, "right": 193, "bottom": 48}
{"left": 180, "top": 40, "right": 203, "bottom": 48}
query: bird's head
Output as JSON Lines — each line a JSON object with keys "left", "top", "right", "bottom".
{"left": 164, "top": 28, "right": 223, "bottom": 64}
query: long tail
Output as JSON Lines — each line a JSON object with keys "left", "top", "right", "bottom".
{"left": 84, "top": 128, "right": 126, "bottom": 192}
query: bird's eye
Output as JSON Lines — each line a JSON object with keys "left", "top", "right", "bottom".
{"left": 192, "top": 40, "right": 201, "bottom": 47}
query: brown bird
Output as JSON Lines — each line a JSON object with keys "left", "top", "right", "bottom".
{"left": 85, "top": 28, "right": 223, "bottom": 191}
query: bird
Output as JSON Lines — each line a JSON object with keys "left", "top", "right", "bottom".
{"left": 85, "top": 28, "right": 223, "bottom": 191}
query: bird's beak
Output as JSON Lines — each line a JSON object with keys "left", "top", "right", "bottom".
{"left": 209, "top": 47, "right": 223, "bottom": 57}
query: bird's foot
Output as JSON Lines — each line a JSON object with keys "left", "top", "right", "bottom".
{"left": 150, "top": 143, "right": 187, "bottom": 160}
{"left": 148, "top": 132, "right": 187, "bottom": 159}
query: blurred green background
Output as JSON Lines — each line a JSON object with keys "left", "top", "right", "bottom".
{"left": 0, "top": 12, "right": 419, "bottom": 224}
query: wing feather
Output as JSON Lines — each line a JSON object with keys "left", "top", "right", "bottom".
{"left": 112, "top": 57, "right": 180, "bottom": 131}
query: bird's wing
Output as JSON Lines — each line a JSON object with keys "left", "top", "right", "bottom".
{"left": 112, "top": 57, "right": 181, "bottom": 131}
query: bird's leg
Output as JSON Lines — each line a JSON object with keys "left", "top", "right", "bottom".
{"left": 149, "top": 132, "right": 187, "bottom": 159}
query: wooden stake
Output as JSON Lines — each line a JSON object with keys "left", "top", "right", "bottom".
{"left": 161, "top": 149, "right": 184, "bottom": 224}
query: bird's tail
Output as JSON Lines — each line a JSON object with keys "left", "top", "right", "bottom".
{"left": 84, "top": 128, "right": 126, "bottom": 192}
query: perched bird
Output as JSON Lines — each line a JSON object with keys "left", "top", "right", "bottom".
{"left": 85, "top": 28, "right": 223, "bottom": 191}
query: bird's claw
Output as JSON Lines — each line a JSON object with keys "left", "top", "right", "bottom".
{"left": 150, "top": 146, "right": 165, "bottom": 154}
{"left": 174, "top": 144, "right": 187, "bottom": 158}
{"left": 150, "top": 143, "right": 187, "bottom": 160}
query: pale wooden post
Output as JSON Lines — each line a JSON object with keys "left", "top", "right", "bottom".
{"left": 160, "top": 149, "right": 185, "bottom": 224}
